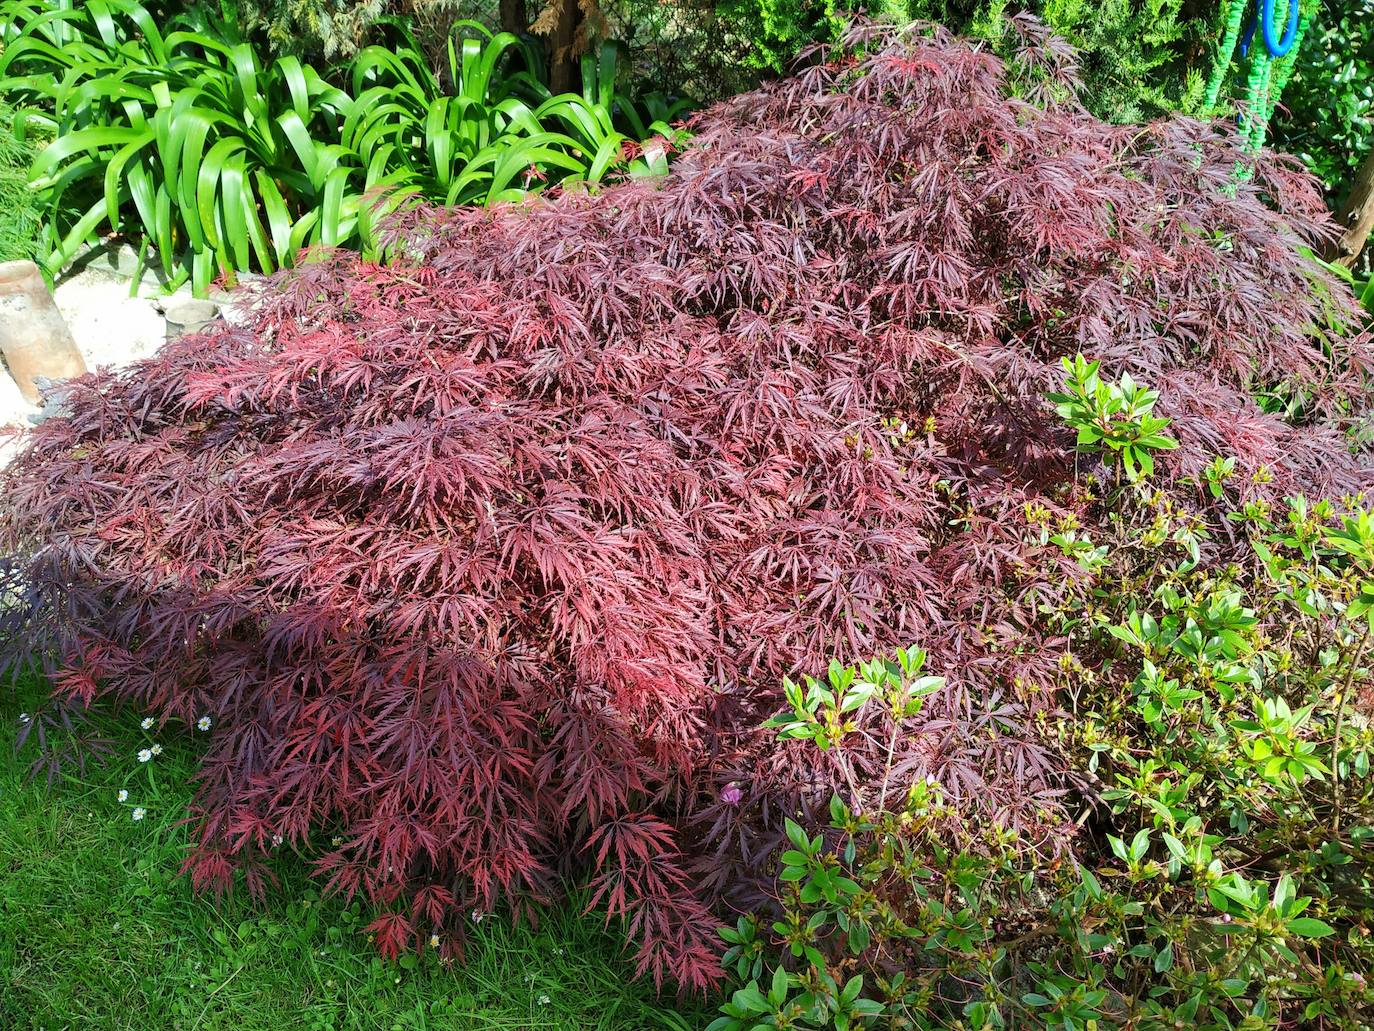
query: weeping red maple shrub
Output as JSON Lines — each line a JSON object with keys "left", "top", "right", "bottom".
{"left": 3, "top": 17, "right": 1372, "bottom": 989}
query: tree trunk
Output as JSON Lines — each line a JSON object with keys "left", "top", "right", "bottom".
{"left": 1333, "top": 146, "right": 1374, "bottom": 269}
{"left": 546, "top": 0, "right": 583, "bottom": 96}
{"left": 499, "top": 0, "right": 528, "bottom": 35}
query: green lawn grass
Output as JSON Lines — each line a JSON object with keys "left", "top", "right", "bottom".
{"left": 0, "top": 671, "right": 706, "bottom": 1031}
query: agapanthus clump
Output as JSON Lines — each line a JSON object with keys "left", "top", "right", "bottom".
{"left": 3, "top": 17, "right": 1371, "bottom": 988}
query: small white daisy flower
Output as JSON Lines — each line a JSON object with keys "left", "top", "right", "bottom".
{"left": 331, "top": 836, "right": 343, "bottom": 847}
{"left": 537, "top": 994, "right": 551, "bottom": 1006}
{"left": 471, "top": 911, "right": 484, "bottom": 923}
{"left": 117, "top": 789, "right": 128, "bottom": 803}
{"left": 197, "top": 716, "right": 212, "bottom": 731}
{"left": 271, "top": 833, "right": 283, "bottom": 847}
{"left": 18, "top": 712, "right": 30, "bottom": 724}
{"left": 137, "top": 749, "right": 152, "bottom": 763}
{"left": 132, "top": 807, "right": 146, "bottom": 821}
{"left": 429, "top": 934, "right": 440, "bottom": 949}
{"left": 141, "top": 717, "right": 154, "bottom": 730}
{"left": 151, "top": 744, "right": 163, "bottom": 756}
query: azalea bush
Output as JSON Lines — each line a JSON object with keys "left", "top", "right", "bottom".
{"left": 711, "top": 362, "right": 1374, "bottom": 1029}
{"left": 3, "top": 18, "right": 1372, "bottom": 991}
{"left": 0, "top": 0, "right": 685, "bottom": 294}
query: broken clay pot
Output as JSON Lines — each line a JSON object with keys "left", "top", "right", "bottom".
{"left": 0, "top": 260, "right": 87, "bottom": 404}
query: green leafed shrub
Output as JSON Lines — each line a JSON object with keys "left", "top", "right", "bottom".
{"left": 709, "top": 0, "right": 958, "bottom": 75}
{"left": 979, "top": 0, "right": 1211, "bottom": 122}
{"left": 712, "top": 362, "right": 1374, "bottom": 1030}
{"left": 0, "top": 0, "right": 687, "bottom": 295}
{"left": 0, "top": 99, "right": 41, "bottom": 262}
{"left": 706, "top": 0, "right": 1210, "bottom": 122}
{"left": 218, "top": 0, "right": 391, "bottom": 59}
{"left": 1271, "top": 0, "right": 1374, "bottom": 202}
{"left": 710, "top": 0, "right": 843, "bottom": 73}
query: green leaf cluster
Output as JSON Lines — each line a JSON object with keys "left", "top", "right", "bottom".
{"left": 1048, "top": 354, "right": 1179, "bottom": 482}
{"left": 1309, "top": 247, "right": 1374, "bottom": 323}
{"left": 765, "top": 646, "right": 943, "bottom": 752}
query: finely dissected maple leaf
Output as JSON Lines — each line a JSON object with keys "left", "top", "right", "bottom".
{"left": 3, "top": 17, "right": 1371, "bottom": 991}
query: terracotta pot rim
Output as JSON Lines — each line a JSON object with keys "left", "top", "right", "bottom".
{"left": 0, "top": 260, "right": 42, "bottom": 290}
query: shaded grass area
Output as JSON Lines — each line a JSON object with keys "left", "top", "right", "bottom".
{"left": 0, "top": 670, "right": 706, "bottom": 1030}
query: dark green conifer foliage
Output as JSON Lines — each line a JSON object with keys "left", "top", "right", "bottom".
{"left": 976, "top": 0, "right": 1211, "bottom": 121}
{"left": 709, "top": 1, "right": 1214, "bottom": 122}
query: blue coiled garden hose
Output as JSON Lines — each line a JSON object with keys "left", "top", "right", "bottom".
{"left": 1204, "top": 0, "right": 1310, "bottom": 155}
{"left": 1240, "top": 0, "right": 1301, "bottom": 58}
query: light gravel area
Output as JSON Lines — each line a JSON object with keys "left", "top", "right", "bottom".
{"left": 1, "top": 244, "right": 250, "bottom": 467}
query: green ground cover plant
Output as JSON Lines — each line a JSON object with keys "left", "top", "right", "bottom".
{"left": 0, "top": 0, "right": 686, "bottom": 295}
{"left": 0, "top": 668, "right": 703, "bottom": 1031}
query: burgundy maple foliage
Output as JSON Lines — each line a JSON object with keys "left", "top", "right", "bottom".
{"left": 3, "top": 18, "right": 1372, "bottom": 988}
